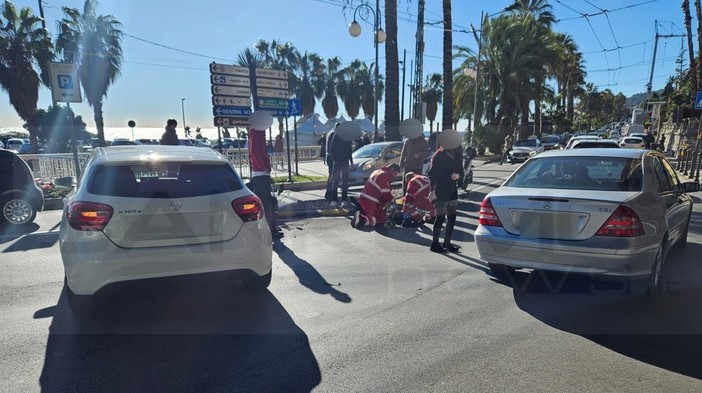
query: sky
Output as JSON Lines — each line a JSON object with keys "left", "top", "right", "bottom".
{"left": 0, "top": 0, "right": 690, "bottom": 132}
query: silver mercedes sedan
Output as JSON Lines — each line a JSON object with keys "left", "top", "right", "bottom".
{"left": 475, "top": 148, "right": 700, "bottom": 294}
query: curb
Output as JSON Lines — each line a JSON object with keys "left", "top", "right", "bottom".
{"left": 277, "top": 207, "right": 353, "bottom": 219}
{"left": 278, "top": 181, "right": 327, "bottom": 191}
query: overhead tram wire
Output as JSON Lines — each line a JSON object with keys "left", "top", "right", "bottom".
{"left": 555, "top": 0, "right": 660, "bottom": 22}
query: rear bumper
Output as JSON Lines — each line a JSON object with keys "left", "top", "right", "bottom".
{"left": 475, "top": 225, "right": 657, "bottom": 278}
{"left": 60, "top": 221, "right": 272, "bottom": 295}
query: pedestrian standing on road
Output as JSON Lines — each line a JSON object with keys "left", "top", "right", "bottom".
{"left": 274, "top": 134, "right": 285, "bottom": 152}
{"left": 352, "top": 164, "right": 401, "bottom": 228}
{"left": 400, "top": 134, "right": 429, "bottom": 192}
{"left": 222, "top": 128, "right": 231, "bottom": 138}
{"left": 248, "top": 111, "right": 283, "bottom": 239}
{"left": 499, "top": 133, "right": 514, "bottom": 165}
{"left": 160, "top": 119, "right": 179, "bottom": 145}
{"left": 328, "top": 124, "right": 354, "bottom": 207}
{"left": 324, "top": 124, "right": 339, "bottom": 201}
{"left": 428, "top": 130, "right": 464, "bottom": 253}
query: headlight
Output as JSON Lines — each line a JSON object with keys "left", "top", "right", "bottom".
{"left": 362, "top": 161, "right": 375, "bottom": 171}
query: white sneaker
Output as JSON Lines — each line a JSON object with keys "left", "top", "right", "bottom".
{"left": 330, "top": 201, "right": 338, "bottom": 208}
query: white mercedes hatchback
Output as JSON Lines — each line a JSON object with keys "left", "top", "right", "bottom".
{"left": 59, "top": 145, "right": 272, "bottom": 313}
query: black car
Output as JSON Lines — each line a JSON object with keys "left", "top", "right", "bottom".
{"left": 0, "top": 149, "right": 44, "bottom": 226}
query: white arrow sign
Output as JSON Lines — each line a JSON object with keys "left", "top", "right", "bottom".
{"left": 210, "top": 63, "right": 249, "bottom": 76}
{"left": 257, "top": 88, "right": 290, "bottom": 98}
{"left": 212, "top": 95, "right": 251, "bottom": 107}
{"left": 255, "top": 68, "right": 288, "bottom": 79}
{"left": 257, "top": 77, "right": 289, "bottom": 89}
{"left": 211, "top": 85, "right": 251, "bottom": 97}
{"left": 211, "top": 74, "right": 250, "bottom": 87}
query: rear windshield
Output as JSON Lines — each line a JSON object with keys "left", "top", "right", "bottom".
{"left": 87, "top": 163, "right": 244, "bottom": 197}
{"left": 572, "top": 141, "right": 619, "bottom": 148}
{"left": 504, "top": 156, "right": 642, "bottom": 191}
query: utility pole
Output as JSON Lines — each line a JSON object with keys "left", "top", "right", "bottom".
{"left": 647, "top": 20, "right": 685, "bottom": 98}
{"left": 37, "top": 0, "right": 46, "bottom": 29}
{"left": 401, "top": 49, "right": 406, "bottom": 120}
{"left": 412, "top": 0, "right": 425, "bottom": 121}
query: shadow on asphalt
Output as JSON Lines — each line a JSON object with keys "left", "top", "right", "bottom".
{"left": 0, "top": 223, "right": 40, "bottom": 244}
{"left": 496, "top": 241, "right": 702, "bottom": 380}
{"left": 35, "top": 277, "right": 321, "bottom": 392}
{"left": 2, "top": 232, "right": 58, "bottom": 253}
{"left": 273, "top": 241, "right": 351, "bottom": 303}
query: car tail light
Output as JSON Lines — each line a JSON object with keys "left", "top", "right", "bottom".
{"left": 68, "top": 202, "right": 113, "bottom": 231}
{"left": 596, "top": 205, "right": 644, "bottom": 237}
{"left": 479, "top": 197, "right": 503, "bottom": 227}
{"left": 232, "top": 195, "right": 263, "bottom": 222}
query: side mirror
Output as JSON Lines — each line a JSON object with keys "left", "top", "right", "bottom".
{"left": 682, "top": 181, "right": 700, "bottom": 193}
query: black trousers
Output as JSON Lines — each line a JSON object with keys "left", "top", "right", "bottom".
{"left": 251, "top": 175, "right": 276, "bottom": 233}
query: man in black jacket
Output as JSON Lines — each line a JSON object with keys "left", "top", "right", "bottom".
{"left": 328, "top": 125, "right": 353, "bottom": 207}
{"left": 160, "top": 119, "right": 179, "bottom": 145}
{"left": 428, "top": 130, "right": 464, "bottom": 253}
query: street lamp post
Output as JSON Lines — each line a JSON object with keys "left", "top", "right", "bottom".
{"left": 348, "top": 0, "right": 385, "bottom": 139}
{"left": 181, "top": 98, "right": 186, "bottom": 136}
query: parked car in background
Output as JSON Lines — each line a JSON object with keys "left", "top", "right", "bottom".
{"left": 0, "top": 149, "right": 44, "bottom": 226}
{"left": 5, "top": 138, "right": 29, "bottom": 152}
{"left": 507, "top": 139, "right": 543, "bottom": 163}
{"left": 180, "top": 138, "right": 211, "bottom": 147}
{"left": 475, "top": 148, "right": 700, "bottom": 294}
{"left": 540, "top": 135, "right": 562, "bottom": 151}
{"left": 59, "top": 145, "right": 273, "bottom": 315}
{"left": 565, "top": 135, "right": 601, "bottom": 149}
{"left": 111, "top": 138, "right": 142, "bottom": 146}
{"left": 136, "top": 138, "right": 160, "bottom": 145}
{"left": 571, "top": 139, "right": 620, "bottom": 149}
{"left": 348, "top": 141, "right": 403, "bottom": 184}
{"left": 619, "top": 137, "right": 646, "bottom": 149}
{"left": 211, "top": 138, "right": 248, "bottom": 150}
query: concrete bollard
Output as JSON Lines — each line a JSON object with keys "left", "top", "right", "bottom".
{"left": 689, "top": 151, "right": 698, "bottom": 179}
{"left": 696, "top": 153, "right": 701, "bottom": 183}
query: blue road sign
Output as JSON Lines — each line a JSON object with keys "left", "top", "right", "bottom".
{"left": 288, "top": 98, "right": 301, "bottom": 116}
{"left": 212, "top": 105, "right": 252, "bottom": 117}
{"left": 262, "top": 108, "right": 290, "bottom": 117}
{"left": 696, "top": 91, "right": 702, "bottom": 110}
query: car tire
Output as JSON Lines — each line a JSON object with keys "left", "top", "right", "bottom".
{"left": 488, "top": 263, "right": 515, "bottom": 279}
{"left": 64, "top": 277, "right": 94, "bottom": 316}
{"left": 1, "top": 195, "right": 37, "bottom": 226}
{"left": 630, "top": 242, "right": 665, "bottom": 296}
{"left": 243, "top": 270, "right": 272, "bottom": 291}
{"left": 677, "top": 212, "right": 691, "bottom": 250}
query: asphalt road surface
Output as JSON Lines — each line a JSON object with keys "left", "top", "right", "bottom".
{"left": 2, "top": 163, "right": 702, "bottom": 392}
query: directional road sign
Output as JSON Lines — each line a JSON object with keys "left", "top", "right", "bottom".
{"left": 261, "top": 108, "right": 289, "bottom": 117}
{"left": 288, "top": 98, "right": 302, "bottom": 116}
{"left": 696, "top": 91, "right": 702, "bottom": 110}
{"left": 210, "top": 63, "right": 249, "bottom": 77}
{"left": 49, "top": 62, "right": 82, "bottom": 103}
{"left": 257, "top": 97, "right": 289, "bottom": 109}
{"left": 213, "top": 105, "right": 252, "bottom": 117}
{"left": 214, "top": 117, "right": 249, "bottom": 127}
{"left": 255, "top": 68, "right": 288, "bottom": 79}
{"left": 212, "top": 96, "right": 251, "bottom": 107}
{"left": 211, "top": 85, "right": 251, "bottom": 97}
{"left": 211, "top": 74, "right": 250, "bottom": 87}
{"left": 256, "top": 77, "right": 289, "bottom": 89}
{"left": 257, "top": 88, "right": 290, "bottom": 99}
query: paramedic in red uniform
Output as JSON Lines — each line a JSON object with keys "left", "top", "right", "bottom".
{"left": 351, "top": 164, "right": 401, "bottom": 228}
{"left": 401, "top": 172, "right": 435, "bottom": 226}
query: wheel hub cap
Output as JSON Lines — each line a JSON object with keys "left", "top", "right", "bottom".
{"left": 3, "top": 200, "right": 31, "bottom": 224}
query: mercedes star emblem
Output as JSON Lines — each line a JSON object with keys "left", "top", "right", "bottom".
{"left": 170, "top": 201, "right": 182, "bottom": 211}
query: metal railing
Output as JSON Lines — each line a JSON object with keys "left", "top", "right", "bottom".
{"left": 19, "top": 146, "right": 322, "bottom": 181}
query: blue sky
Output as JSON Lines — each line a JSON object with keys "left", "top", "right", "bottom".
{"left": 1, "top": 0, "right": 688, "bottom": 130}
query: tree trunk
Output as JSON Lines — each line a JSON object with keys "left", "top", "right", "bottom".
{"left": 28, "top": 126, "right": 40, "bottom": 154}
{"left": 384, "top": 0, "right": 401, "bottom": 141}
{"left": 93, "top": 101, "right": 106, "bottom": 147}
{"left": 696, "top": 0, "right": 702, "bottom": 91}
{"left": 683, "top": 1, "right": 698, "bottom": 100}
{"left": 441, "top": 0, "right": 453, "bottom": 130}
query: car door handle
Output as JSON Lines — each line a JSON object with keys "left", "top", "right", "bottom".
{"left": 678, "top": 196, "right": 686, "bottom": 204}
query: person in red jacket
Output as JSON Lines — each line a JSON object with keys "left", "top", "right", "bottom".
{"left": 248, "top": 125, "right": 283, "bottom": 239}
{"left": 401, "top": 172, "right": 435, "bottom": 227}
{"left": 351, "top": 164, "right": 401, "bottom": 228}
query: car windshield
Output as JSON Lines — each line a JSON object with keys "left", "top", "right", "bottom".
{"left": 514, "top": 140, "right": 536, "bottom": 148}
{"left": 353, "top": 144, "right": 385, "bottom": 158}
{"left": 543, "top": 136, "right": 560, "bottom": 143}
{"left": 87, "top": 163, "right": 243, "bottom": 198}
{"left": 504, "top": 156, "right": 642, "bottom": 191}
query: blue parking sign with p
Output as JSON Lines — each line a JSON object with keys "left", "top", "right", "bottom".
{"left": 696, "top": 91, "right": 702, "bottom": 110}
{"left": 58, "top": 74, "right": 73, "bottom": 89}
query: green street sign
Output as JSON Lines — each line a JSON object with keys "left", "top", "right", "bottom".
{"left": 257, "top": 98, "right": 289, "bottom": 108}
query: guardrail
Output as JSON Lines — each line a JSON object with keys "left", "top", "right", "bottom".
{"left": 19, "top": 146, "right": 322, "bottom": 181}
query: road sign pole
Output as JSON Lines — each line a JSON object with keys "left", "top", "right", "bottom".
{"left": 217, "top": 127, "right": 223, "bottom": 154}
{"left": 294, "top": 115, "right": 299, "bottom": 175}
{"left": 285, "top": 117, "right": 292, "bottom": 182}
{"left": 66, "top": 103, "right": 81, "bottom": 180}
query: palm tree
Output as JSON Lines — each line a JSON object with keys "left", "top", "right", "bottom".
{"left": 384, "top": 0, "right": 400, "bottom": 141}
{"left": 254, "top": 39, "right": 297, "bottom": 135}
{"left": 289, "top": 50, "right": 325, "bottom": 117}
{"left": 441, "top": 0, "right": 453, "bottom": 131}
{"left": 321, "top": 56, "right": 344, "bottom": 120}
{"left": 422, "top": 73, "right": 442, "bottom": 132}
{"left": 338, "top": 60, "right": 364, "bottom": 120}
{"left": 56, "top": 0, "right": 123, "bottom": 147}
{"left": 359, "top": 61, "right": 384, "bottom": 121}
{"left": 695, "top": 0, "right": 702, "bottom": 91}
{"left": 683, "top": 1, "right": 697, "bottom": 98}
{"left": 0, "top": 0, "right": 53, "bottom": 152}
{"left": 235, "top": 47, "right": 264, "bottom": 113}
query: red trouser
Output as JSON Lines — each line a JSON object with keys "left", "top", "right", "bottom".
{"left": 359, "top": 196, "right": 386, "bottom": 226}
